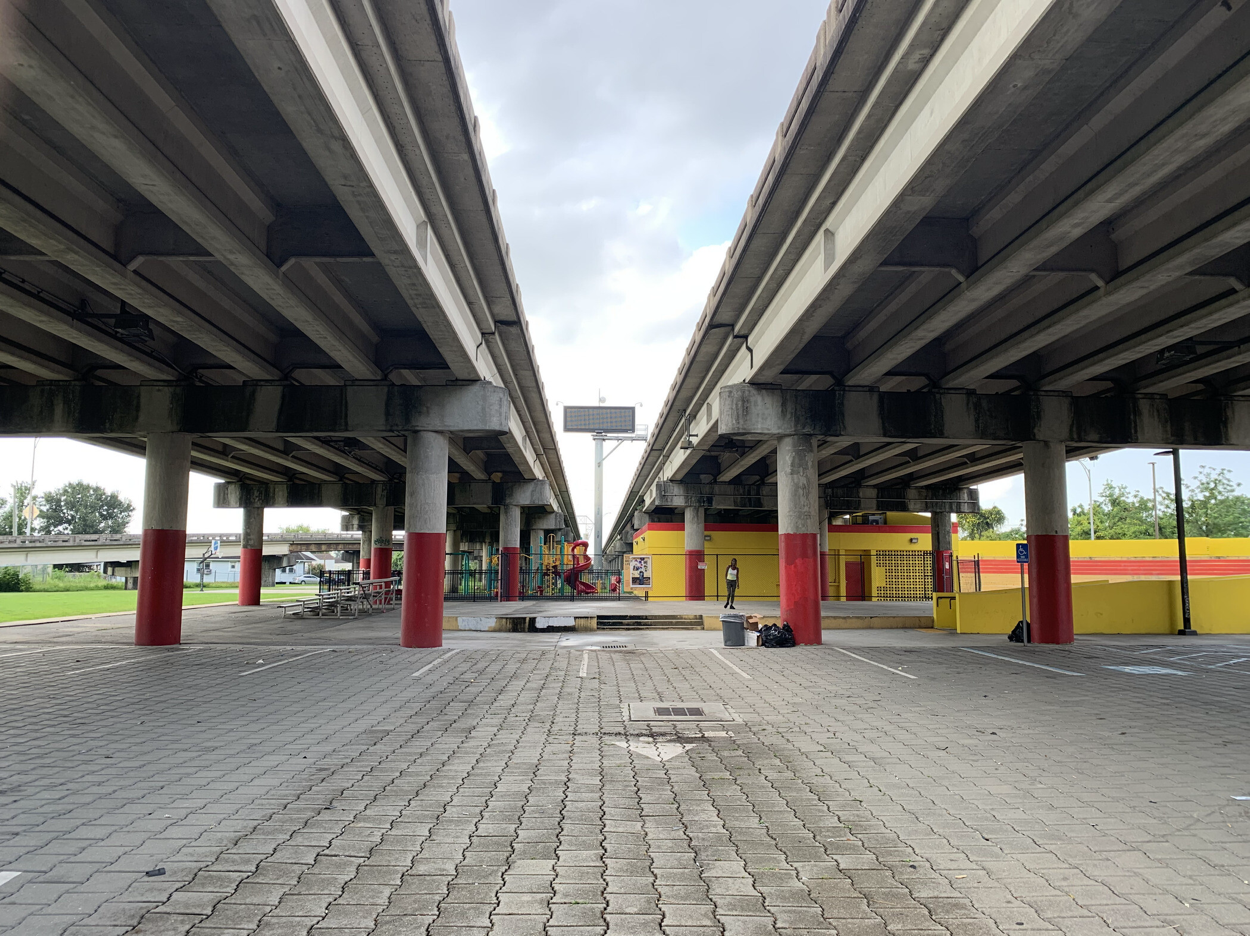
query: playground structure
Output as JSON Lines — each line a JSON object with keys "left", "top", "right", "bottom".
{"left": 563, "top": 541, "right": 598, "bottom": 595}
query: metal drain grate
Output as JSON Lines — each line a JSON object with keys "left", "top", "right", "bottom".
{"left": 627, "top": 702, "right": 733, "bottom": 722}
{"left": 594, "top": 645, "right": 629, "bottom": 649}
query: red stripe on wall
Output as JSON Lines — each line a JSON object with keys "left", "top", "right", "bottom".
{"left": 975, "top": 557, "right": 1250, "bottom": 576}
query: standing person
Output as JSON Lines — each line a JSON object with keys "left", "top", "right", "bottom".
{"left": 724, "top": 558, "right": 739, "bottom": 609}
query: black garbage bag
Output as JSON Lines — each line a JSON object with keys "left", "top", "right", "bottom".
{"left": 1007, "top": 620, "right": 1029, "bottom": 643}
{"left": 760, "top": 622, "right": 797, "bottom": 648}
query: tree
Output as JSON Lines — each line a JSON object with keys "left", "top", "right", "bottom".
{"left": 38, "top": 482, "right": 134, "bottom": 535}
{"left": 280, "top": 524, "right": 330, "bottom": 535}
{"left": 959, "top": 506, "right": 1006, "bottom": 540}
{"left": 1180, "top": 466, "right": 1250, "bottom": 538}
{"left": 1069, "top": 482, "right": 1160, "bottom": 540}
{"left": 958, "top": 506, "right": 1025, "bottom": 541}
{"left": 0, "top": 482, "right": 34, "bottom": 535}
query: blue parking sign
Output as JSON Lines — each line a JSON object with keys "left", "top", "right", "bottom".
{"left": 1015, "top": 542, "right": 1029, "bottom": 564}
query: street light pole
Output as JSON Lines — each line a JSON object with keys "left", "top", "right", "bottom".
{"left": 1149, "top": 461, "right": 1160, "bottom": 539}
{"left": 1171, "top": 448, "right": 1195, "bottom": 635}
{"left": 1077, "top": 458, "right": 1096, "bottom": 540}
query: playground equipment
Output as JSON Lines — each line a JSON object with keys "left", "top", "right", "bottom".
{"left": 564, "top": 540, "right": 597, "bottom": 594}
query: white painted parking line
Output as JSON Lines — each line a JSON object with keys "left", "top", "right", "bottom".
{"left": 1210, "top": 658, "right": 1250, "bottom": 668}
{"left": 707, "top": 648, "right": 752, "bottom": 680}
{"left": 412, "top": 648, "right": 461, "bottom": 678}
{"left": 578, "top": 651, "right": 589, "bottom": 678}
{"left": 0, "top": 870, "right": 20, "bottom": 886}
{"left": 0, "top": 649, "right": 52, "bottom": 660}
{"left": 66, "top": 658, "right": 144, "bottom": 676}
{"left": 961, "top": 648, "right": 1083, "bottom": 676}
{"left": 240, "top": 649, "right": 331, "bottom": 675}
{"left": 831, "top": 646, "right": 916, "bottom": 679}
{"left": 67, "top": 648, "right": 201, "bottom": 675}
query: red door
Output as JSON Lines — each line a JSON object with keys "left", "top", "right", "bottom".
{"left": 845, "top": 560, "right": 864, "bottom": 601}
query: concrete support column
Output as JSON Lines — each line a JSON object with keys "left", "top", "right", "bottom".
{"left": 136, "top": 432, "right": 191, "bottom": 646}
{"left": 401, "top": 431, "right": 448, "bottom": 648}
{"left": 359, "top": 509, "right": 372, "bottom": 578}
{"left": 371, "top": 506, "right": 395, "bottom": 580}
{"left": 1023, "top": 441, "right": 1074, "bottom": 644}
{"left": 930, "top": 510, "right": 953, "bottom": 594}
{"left": 818, "top": 509, "right": 830, "bottom": 601}
{"left": 238, "top": 505, "right": 263, "bottom": 606}
{"left": 777, "top": 434, "right": 822, "bottom": 645}
{"left": 684, "top": 505, "right": 705, "bottom": 601}
{"left": 500, "top": 505, "right": 521, "bottom": 601}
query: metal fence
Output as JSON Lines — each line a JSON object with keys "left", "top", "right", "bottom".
{"left": 640, "top": 549, "right": 942, "bottom": 602}
{"left": 444, "top": 567, "right": 632, "bottom": 602}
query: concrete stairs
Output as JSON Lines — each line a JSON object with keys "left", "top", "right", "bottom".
{"left": 596, "top": 614, "right": 705, "bottom": 630}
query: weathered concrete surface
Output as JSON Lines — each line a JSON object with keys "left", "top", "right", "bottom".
{"left": 719, "top": 385, "right": 1250, "bottom": 448}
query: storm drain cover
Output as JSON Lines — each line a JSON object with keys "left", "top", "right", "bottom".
{"left": 628, "top": 702, "right": 733, "bottom": 722}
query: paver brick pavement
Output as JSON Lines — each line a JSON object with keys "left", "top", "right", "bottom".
{"left": 2, "top": 620, "right": 1250, "bottom": 935}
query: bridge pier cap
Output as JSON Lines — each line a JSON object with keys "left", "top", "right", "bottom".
{"left": 136, "top": 433, "right": 191, "bottom": 646}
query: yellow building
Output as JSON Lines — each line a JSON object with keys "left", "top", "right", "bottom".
{"left": 631, "top": 512, "right": 952, "bottom": 601}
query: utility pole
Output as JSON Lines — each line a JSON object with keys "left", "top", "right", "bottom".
{"left": 562, "top": 403, "right": 647, "bottom": 569}
{"left": 1077, "top": 456, "right": 1097, "bottom": 540}
{"left": 1149, "top": 461, "right": 1159, "bottom": 539}
{"left": 1159, "top": 449, "right": 1195, "bottom": 635}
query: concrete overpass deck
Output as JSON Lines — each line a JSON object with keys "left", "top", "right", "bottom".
{"left": 609, "top": 0, "right": 1250, "bottom": 645}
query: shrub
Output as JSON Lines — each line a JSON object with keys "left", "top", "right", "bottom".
{"left": 0, "top": 567, "right": 33, "bottom": 592}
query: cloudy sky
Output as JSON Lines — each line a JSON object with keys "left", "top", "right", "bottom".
{"left": 2, "top": 0, "right": 1247, "bottom": 539}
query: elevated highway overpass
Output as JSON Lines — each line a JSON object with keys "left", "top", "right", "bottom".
{"left": 0, "top": 0, "right": 574, "bottom": 645}
{"left": 610, "top": 0, "right": 1250, "bottom": 644}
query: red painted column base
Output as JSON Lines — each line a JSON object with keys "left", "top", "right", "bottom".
{"left": 501, "top": 546, "right": 521, "bottom": 600}
{"left": 401, "top": 531, "right": 445, "bottom": 648}
{"left": 684, "top": 550, "right": 705, "bottom": 601}
{"left": 779, "top": 532, "right": 822, "bottom": 645}
{"left": 136, "top": 528, "right": 186, "bottom": 646}
{"left": 819, "top": 551, "right": 830, "bottom": 601}
{"left": 371, "top": 547, "right": 393, "bottom": 581}
{"left": 1027, "top": 533, "right": 1074, "bottom": 644}
{"left": 238, "top": 546, "right": 261, "bottom": 606}
{"left": 360, "top": 556, "right": 372, "bottom": 578}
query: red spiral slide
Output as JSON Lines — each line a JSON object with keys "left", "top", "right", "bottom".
{"left": 563, "top": 540, "right": 598, "bottom": 594}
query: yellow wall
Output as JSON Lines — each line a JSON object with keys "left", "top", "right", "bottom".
{"left": 631, "top": 513, "right": 951, "bottom": 600}
{"left": 936, "top": 575, "right": 1250, "bottom": 634}
{"left": 966, "top": 537, "right": 1250, "bottom": 558}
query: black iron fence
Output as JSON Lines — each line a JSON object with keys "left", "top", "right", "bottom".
{"left": 444, "top": 567, "right": 631, "bottom": 602}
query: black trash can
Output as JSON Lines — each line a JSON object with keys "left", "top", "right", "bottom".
{"left": 720, "top": 613, "right": 746, "bottom": 647}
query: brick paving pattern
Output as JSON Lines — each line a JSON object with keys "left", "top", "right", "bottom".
{"left": 1, "top": 620, "right": 1249, "bottom": 936}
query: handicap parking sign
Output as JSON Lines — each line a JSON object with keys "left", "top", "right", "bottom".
{"left": 1015, "top": 542, "right": 1029, "bottom": 564}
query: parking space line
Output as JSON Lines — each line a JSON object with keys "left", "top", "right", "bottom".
{"left": 240, "top": 649, "right": 331, "bottom": 675}
{"left": 707, "top": 648, "right": 752, "bottom": 680}
{"left": 0, "top": 649, "right": 52, "bottom": 660}
{"left": 0, "top": 871, "right": 20, "bottom": 886}
{"left": 961, "top": 648, "right": 1083, "bottom": 676}
{"left": 413, "top": 649, "right": 461, "bottom": 678}
{"left": 66, "top": 658, "right": 144, "bottom": 676}
{"left": 831, "top": 646, "right": 916, "bottom": 679}
{"left": 1209, "top": 658, "right": 1250, "bottom": 668}
{"left": 578, "top": 651, "right": 589, "bottom": 678}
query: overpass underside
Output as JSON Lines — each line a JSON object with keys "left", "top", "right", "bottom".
{"left": 0, "top": 0, "right": 575, "bottom": 645}
{"left": 610, "top": 0, "right": 1250, "bottom": 645}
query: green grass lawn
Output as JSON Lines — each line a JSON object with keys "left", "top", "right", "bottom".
{"left": 0, "top": 587, "right": 319, "bottom": 624}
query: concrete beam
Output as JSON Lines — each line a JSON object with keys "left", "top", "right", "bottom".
{"left": 0, "top": 381, "right": 510, "bottom": 437}
{"left": 449, "top": 481, "right": 552, "bottom": 508}
{"left": 289, "top": 438, "right": 389, "bottom": 481}
{"left": 525, "top": 512, "right": 566, "bottom": 531}
{"left": 817, "top": 443, "right": 914, "bottom": 484}
{"left": 0, "top": 338, "right": 77, "bottom": 380}
{"left": 719, "top": 385, "right": 1250, "bottom": 449}
{"left": 1, "top": 1, "right": 379, "bottom": 378}
{"left": 826, "top": 487, "right": 979, "bottom": 514}
{"left": 652, "top": 480, "right": 978, "bottom": 513}
{"left": 214, "top": 479, "right": 551, "bottom": 509}
{"left": 860, "top": 445, "right": 989, "bottom": 486}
